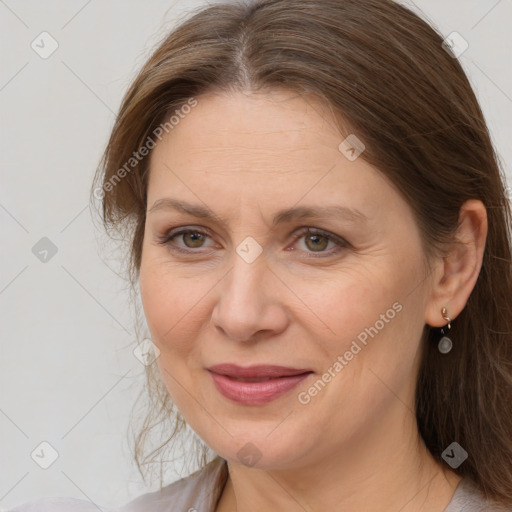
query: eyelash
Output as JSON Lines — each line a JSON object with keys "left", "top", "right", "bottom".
{"left": 156, "top": 226, "right": 349, "bottom": 258}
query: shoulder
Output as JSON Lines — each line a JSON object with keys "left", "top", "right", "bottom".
{"left": 3, "top": 457, "right": 227, "bottom": 512}
{"left": 120, "top": 456, "right": 228, "bottom": 512}
{"left": 444, "top": 477, "right": 512, "bottom": 512}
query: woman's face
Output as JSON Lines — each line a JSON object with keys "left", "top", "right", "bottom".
{"left": 139, "top": 89, "right": 436, "bottom": 470}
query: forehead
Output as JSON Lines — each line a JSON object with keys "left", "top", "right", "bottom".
{"left": 150, "top": 89, "right": 346, "bottom": 171}
{"left": 145, "top": 89, "right": 397, "bottom": 227}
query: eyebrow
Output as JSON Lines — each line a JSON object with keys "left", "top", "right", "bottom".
{"left": 147, "top": 198, "right": 368, "bottom": 226}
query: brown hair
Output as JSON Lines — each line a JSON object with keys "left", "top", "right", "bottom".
{"left": 91, "top": 0, "right": 512, "bottom": 504}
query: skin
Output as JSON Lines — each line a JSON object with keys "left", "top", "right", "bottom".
{"left": 139, "top": 89, "right": 487, "bottom": 511}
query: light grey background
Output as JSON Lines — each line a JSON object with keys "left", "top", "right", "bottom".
{"left": 1, "top": 0, "right": 511, "bottom": 509}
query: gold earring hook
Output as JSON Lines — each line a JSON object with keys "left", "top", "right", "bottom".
{"left": 441, "top": 307, "right": 451, "bottom": 333}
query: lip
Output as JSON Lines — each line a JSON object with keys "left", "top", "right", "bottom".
{"left": 208, "top": 364, "right": 313, "bottom": 405}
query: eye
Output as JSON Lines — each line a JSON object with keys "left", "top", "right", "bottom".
{"left": 290, "top": 227, "right": 349, "bottom": 258}
{"left": 157, "top": 225, "right": 349, "bottom": 258}
{"left": 157, "top": 227, "right": 215, "bottom": 254}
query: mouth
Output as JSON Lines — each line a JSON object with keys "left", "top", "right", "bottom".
{"left": 207, "top": 364, "right": 314, "bottom": 405}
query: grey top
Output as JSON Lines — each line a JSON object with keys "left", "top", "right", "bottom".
{"left": 442, "top": 477, "right": 512, "bottom": 512}
{"left": 5, "top": 457, "right": 512, "bottom": 511}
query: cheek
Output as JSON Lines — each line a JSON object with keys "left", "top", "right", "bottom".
{"left": 139, "top": 263, "right": 206, "bottom": 408}
{"left": 291, "top": 263, "right": 400, "bottom": 340}
{"left": 139, "top": 255, "right": 215, "bottom": 361}
{"left": 299, "top": 256, "right": 425, "bottom": 376}
{"left": 139, "top": 266, "right": 170, "bottom": 341}
{"left": 140, "top": 255, "right": 183, "bottom": 342}
{"left": 318, "top": 268, "right": 426, "bottom": 403}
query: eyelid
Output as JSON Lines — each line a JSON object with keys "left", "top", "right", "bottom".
{"left": 157, "top": 225, "right": 349, "bottom": 257}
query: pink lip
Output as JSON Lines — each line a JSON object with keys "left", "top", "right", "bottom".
{"left": 208, "top": 364, "right": 313, "bottom": 405}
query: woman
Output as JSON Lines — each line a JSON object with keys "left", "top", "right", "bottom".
{"left": 9, "top": 0, "right": 512, "bottom": 510}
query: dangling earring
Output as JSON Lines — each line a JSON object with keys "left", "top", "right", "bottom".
{"left": 438, "top": 307, "right": 453, "bottom": 354}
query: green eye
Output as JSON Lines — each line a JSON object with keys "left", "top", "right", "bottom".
{"left": 180, "top": 230, "right": 208, "bottom": 248}
{"left": 291, "top": 227, "right": 348, "bottom": 258}
{"left": 303, "top": 232, "right": 330, "bottom": 252}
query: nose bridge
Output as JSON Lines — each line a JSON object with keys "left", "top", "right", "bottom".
{"left": 212, "top": 246, "right": 286, "bottom": 341}
{"left": 223, "top": 249, "right": 268, "bottom": 315}
{"left": 221, "top": 230, "right": 268, "bottom": 305}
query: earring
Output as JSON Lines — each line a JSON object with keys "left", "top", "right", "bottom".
{"left": 438, "top": 307, "right": 453, "bottom": 354}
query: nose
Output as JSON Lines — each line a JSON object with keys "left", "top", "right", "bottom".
{"left": 211, "top": 252, "right": 289, "bottom": 343}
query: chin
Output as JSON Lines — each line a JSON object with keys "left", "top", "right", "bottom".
{"left": 194, "top": 418, "right": 318, "bottom": 470}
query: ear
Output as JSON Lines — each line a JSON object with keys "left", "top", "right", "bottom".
{"left": 425, "top": 199, "right": 488, "bottom": 327}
